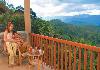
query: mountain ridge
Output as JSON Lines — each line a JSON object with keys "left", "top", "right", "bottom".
{"left": 42, "top": 14, "right": 100, "bottom": 26}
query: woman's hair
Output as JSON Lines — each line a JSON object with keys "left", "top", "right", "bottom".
{"left": 5, "top": 21, "right": 13, "bottom": 33}
{"left": 12, "top": 30, "right": 17, "bottom": 35}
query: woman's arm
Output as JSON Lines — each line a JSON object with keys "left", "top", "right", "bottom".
{"left": 4, "top": 30, "right": 14, "bottom": 42}
{"left": 4, "top": 30, "right": 8, "bottom": 42}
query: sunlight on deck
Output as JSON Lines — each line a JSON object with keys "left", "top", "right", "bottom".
{"left": 0, "top": 54, "right": 52, "bottom": 70}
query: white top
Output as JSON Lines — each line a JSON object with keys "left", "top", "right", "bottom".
{"left": 7, "top": 32, "right": 13, "bottom": 40}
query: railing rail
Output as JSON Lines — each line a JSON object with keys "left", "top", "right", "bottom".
{"left": 30, "top": 33, "right": 100, "bottom": 70}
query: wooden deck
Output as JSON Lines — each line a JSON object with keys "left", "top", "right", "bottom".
{"left": 0, "top": 53, "right": 32, "bottom": 70}
{"left": 0, "top": 53, "right": 52, "bottom": 70}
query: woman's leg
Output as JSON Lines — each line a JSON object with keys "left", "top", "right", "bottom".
{"left": 6, "top": 42, "right": 14, "bottom": 65}
{"left": 11, "top": 43, "right": 18, "bottom": 65}
{"left": 12, "top": 43, "right": 17, "bottom": 57}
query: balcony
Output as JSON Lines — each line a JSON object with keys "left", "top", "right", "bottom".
{"left": 30, "top": 33, "right": 100, "bottom": 70}
{"left": 0, "top": 32, "right": 100, "bottom": 70}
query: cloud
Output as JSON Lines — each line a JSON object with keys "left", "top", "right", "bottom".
{"left": 30, "top": 0, "right": 100, "bottom": 16}
{"left": 30, "top": 0, "right": 68, "bottom": 16}
{"left": 58, "top": 9, "right": 100, "bottom": 16}
{"left": 80, "top": 9, "right": 100, "bottom": 15}
{"left": 5, "top": 0, "right": 24, "bottom": 7}
{"left": 58, "top": 0, "right": 100, "bottom": 4}
{"left": 5, "top": 0, "right": 100, "bottom": 16}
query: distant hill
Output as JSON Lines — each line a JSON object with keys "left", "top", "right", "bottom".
{"left": 49, "top": 19, "right": 100, "bottom": 47}
{"left": 42, "top": 14, "right": 100, "bottom": 26}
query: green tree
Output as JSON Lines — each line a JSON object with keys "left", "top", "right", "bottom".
{"left": 31, "top": 18, "right": 55, "bottom": 35}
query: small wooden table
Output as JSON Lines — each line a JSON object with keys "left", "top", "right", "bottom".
{"left": 28, "top": 49, "right": 44, "bottom": 70}
{"left": 27, "top": 49, "right": 44, "bottom": 65}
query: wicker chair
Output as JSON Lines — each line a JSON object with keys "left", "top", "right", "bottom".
{"left": 18, "top": 41, "right": 32, "bottom": 65}
{"left": 14, "top": 31, "right": 32, "bottom": 65}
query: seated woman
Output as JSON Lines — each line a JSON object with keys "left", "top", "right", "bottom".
{"left": 4, "top": 21, "right": 17, "bottom": 67}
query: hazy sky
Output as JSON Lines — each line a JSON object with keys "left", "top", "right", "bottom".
{"left": 5, "top": 0, "right": 100, "bottom": 17}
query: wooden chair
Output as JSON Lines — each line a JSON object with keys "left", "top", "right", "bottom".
{"left": 18, "top": 41, "right": 32, "bottom": 65}
{"left": 13, "top": 31, "right": 31, "bottom": 65}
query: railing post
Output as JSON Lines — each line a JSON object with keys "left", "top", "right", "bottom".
{"left": 34, "top": 35, "right": 36, "bottom": 47}
{"left": 65, "top": 46, "right": 68, "bottom": 70}
{"left": 90, "top": 51, "right": 93, "bottom": 70}
{"left": 73, "top": 46, "right": 76, "bottom": 70}
{"left": 48, "top": 46, "right": 50, "bottom": 65}
{"left": 45, "top": 39, "right": 47, "bottom": 64}
{"left": 48, "top": 40, "right": 51, "bottom": 66}
{"left": 46, "top": 39, "right": 49, "bottom": 65}
{"left": 54, "top": 42, "right": 56, "bottom": 70}
{"left": 29, "top": 33, "right": 32, "bottom": 46}
{"left": 46, "top": 40, "right": 49, "bottom": 64}
{"left": 69, "top": 46, "right": 72, "bottom": 70}
{"left": 61, "top": 44, "right": 63, "bottom": 70}
{"left": 32, "top": 34, "right": 34, "bottom": 47}
{"left": 36, "top": 35, "right": 37, "bottom": 47}
{"left": 78, "top": 48, "right": 81, "bottom": 70}
{"left": 97, "top": 52, "right": 100, "bottom": 70}
{"left": 58, "top": 43, "right": 60, "bottom": 70}
{"left": 49, "top": 40, "right": 52, "bottom": 66}
{"left": 40, "top": 37, "right": 42, "bottom": 48}
{"left": 84, "top": 49, "right": 87, "bottom": 70}
{"left": 51, "top": 40, "right": 54, "bottom": 67}
{"left": 37, "top": 35, "right": 39, "bottom": 47}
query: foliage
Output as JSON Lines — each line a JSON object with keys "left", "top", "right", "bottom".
{"left": 31, "top": 18, "right": 55, "bottom": 35}
{"left": 0, "top": 0, "right": 8, "bottom": 14}
{"left": 0, "top": 0, "right": 54, "bottom": 36}
{"left": 50, "top": 19, "right": 100, "bottom": 47}
{"left": 12, "top": 15, "right": 25, "bottom": 31}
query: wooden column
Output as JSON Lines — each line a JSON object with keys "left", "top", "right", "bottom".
{"left": 24, "top": 0, "right": 31, "bottom": 33}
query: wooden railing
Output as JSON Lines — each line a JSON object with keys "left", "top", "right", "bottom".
{"left": 30, "top": 33, "right": 100, "bottom": 70}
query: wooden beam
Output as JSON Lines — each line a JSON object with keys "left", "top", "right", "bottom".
{"left": 24, "top": 0, "right": 31, "bottom": 33}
